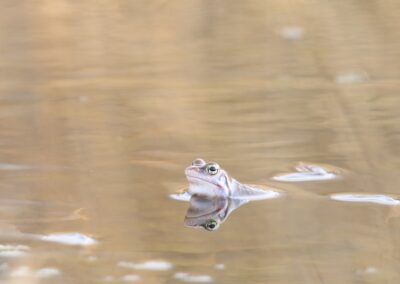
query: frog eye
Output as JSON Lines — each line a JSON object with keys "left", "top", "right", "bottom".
{"left": 204, "top": 219, "right": 218, "bottom": 231}
{"left": 206, "top": 163, "right": 219, "bottom": 175}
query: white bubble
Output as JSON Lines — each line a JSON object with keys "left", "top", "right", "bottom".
{"left": 120, "top": 274, "right": 141, "bottom": 282}
{"left": 214, "top": 264, "right": 225, "bottom": 270}
{"left": 117, "top": 260, "right": 173, "bottom": 271}
{"left": 103, "top": 275, "right": 114, "bottom": 282}
{"left": 335, "top": 71, "right": 369, "bottom": 85}
{"left": 35, "top": 267, "right": 61, "bottom": 278}
{"left": 11, "top": 266, "right": 31, "bottom": 277}
{"left": 40, "top": 233, "right": 97, "bottom": 246}
{"left": 273, "top": 164, "right": 338, "bottom": 182}
{"left": 86, "top": 256, "right": 98, "bottom": 262}
{"left": 0, "top": 163, "right": 33, "bottom": 171}
{"left": 173, "top": 272, "right": 213, "bottom": 283}
{"left": 356, "top": 266, "right": 378, "bottom": 275}
{"left": 277, "top": 26, "right": 304, "bottom": 40}
{"left": 0, "top": 244, "right": 29, "bottom": 257}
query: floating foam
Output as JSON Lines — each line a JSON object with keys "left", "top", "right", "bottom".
{"left": 214, "top": 264, "right": 225, "bottom": 270}
{"left": 273, "top": 172, "right": 337, "bottom": 182}
{"left": 173, "top": 272, "right": 213, "bottom": 283}
{"left": 11, "top": 266, "right": 31, "bottom": 277}
{"left": 86, "top": 256, "right": 98, "bottom": 262}
{"left": 117, "top": 260, "right": 173, "bottom": 271}
{"left": 0, "top": 244, "right": 29, "bottom": 257}
{"left": 277, "top": 26, "right": 304, "bottom": 40}
{"left": 335, "top": 71, "right": 369, "bottom": 85}
{"left": 40, "top": 233, "right": 97, "bottom": 246}
{"left": 273, "top": 164, "right": 339, "bottom": 182}
{"left": 120, "top": 274, "right": 141, "bottom": 282}
{"left": 35, "top": 267, "right": 61, "bottom": 278}
{"left": 0, "top": 163, "right": 33, "bottom": 171}
{"left": 103, "top": 275, "right": 114, "bottom": 282}
{"left": 330, "top": 193, "right": 400, "bottom": 206}
{"left": 355, "top": 266, "right": 378, "bottom": 275}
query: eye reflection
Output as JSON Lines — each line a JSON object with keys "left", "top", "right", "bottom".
{"left": 204, "top": 219, "right": 218, "bottom": 231}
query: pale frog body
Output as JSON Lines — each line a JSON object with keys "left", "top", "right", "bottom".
{"left": 180, "top": 158, "right": 281, "bottom": 231}
{"left": 185, "top": 158, "right": 281, "bottom": 200}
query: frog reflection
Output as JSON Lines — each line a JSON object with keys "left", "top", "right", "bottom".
{"left": 184, "top": 194, "right": 250, "bottom": 231}
{"left": 172, "top": 158, "right": 281, "bottom": 231}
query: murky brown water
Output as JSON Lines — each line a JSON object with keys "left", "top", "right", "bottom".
{"left": 1, "top": 1, "right": 400, "bottom": 283}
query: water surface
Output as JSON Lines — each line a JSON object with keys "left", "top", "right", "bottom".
{"left": 1, "top": 1, "right": 400, "bottom": 283}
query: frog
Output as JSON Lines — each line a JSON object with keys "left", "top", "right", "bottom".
{"left": 172, "top": 158, "right": 281, "bottom": 231}
{"left": 185, "top": 158, "right": 281, "bottom": 200}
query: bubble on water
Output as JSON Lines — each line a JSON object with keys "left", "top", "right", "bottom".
{"left": 214, "top": 264, "right": 225, "bottom": 270}
{"left": 117, "top": 260, "right": 173, "bottom": 271}
{"left": 35, "top": 267, "right": 61, "bottom": 278}
{"left": 0, "top": 163, "right": 33, "bottom": 171}
{"left": 120, "top": 274, "right": 141, "bottom": 282}
{"left": 335, "top": 71, "right": 369, "bottom": 85}
{"left": 103, "top": 275, "right": 114, "bottom": 282}
{"left": 273, "top": 164, "right": 339, "bottom": 182}
{"left": 86, "top": 256, "right": 98, "bottom": 262}
{"left": 40, "top": 233, "right": 97, "bottom": 246}
{"left": 173, "top": 272, "right": 213, "bottom": 283}
{"left": 277, "top": 26, "right": 304, "bottom": 40}
{"left": 10, "top": 266, "right": 31, "bottom": 277}
{"left": 0, "top": 244, "right": 29, "bottom": 257}
{"left": 355, "top": 266, "right": 378, "bottom": 275}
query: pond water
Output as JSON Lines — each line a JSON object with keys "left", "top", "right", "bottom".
{"left": 1, "top": 1, "right": 400, "bottom": 283}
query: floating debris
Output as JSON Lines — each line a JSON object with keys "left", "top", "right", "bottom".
{"left": 40, "top": 233, "right": 97, "bottom": 246}
{"left": 277, "top": 26, "right": 304, "bottom": 40}
{"left": 10, "top": 266, "right": 31, "bottom": 277}
{"left": 355, "top": 266, "right": 378, "bottom": 275}
{"left": 120, "top": 274, "right": 141, "bottom": 282}
{"left": 335, "top": 71, "right": 369, "bottom": 85}
{"left": 103, "top": 275, "right": 114, "bottom": 282}
{"left": 117, "top": 260, "right": 173, "bottom": 271}
{"left": 35, "top": 267, "right": 61, "bottom": 278}
{"left": 214, "top": 264, "right": 225, "bottom": 270}
{"left": 173, "top": 272, "right": 213, "bottom": 283}
{"left": 272, "top": 163, "right": 340, "bottom": 182}
{"left": 330, "top": 193, "right": 400, "bottom": 206}
{"left": 0, "top": 163, "right": 33, "bottom": 171}
{"left": 0, "top": 244, "right": 29, "bottom": 257}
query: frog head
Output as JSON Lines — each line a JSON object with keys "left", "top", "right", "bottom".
{"left": 184, "top": 158, "right": 231, "bottom": 197}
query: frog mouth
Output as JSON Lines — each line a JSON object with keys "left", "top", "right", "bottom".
{"left": 186, "top": 175, "right": 219, "bottom": 186}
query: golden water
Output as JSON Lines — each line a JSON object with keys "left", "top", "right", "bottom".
{"left": 0, "top": 1, "right": 400, "bottom": 283}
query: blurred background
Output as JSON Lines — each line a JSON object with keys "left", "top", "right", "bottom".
{"left": 0, "top": 1, "right": 400, "bottom": 283}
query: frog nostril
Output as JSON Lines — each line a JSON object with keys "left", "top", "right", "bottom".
{"left": 192, "top": 158, "right": 206, "bottom": 167}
